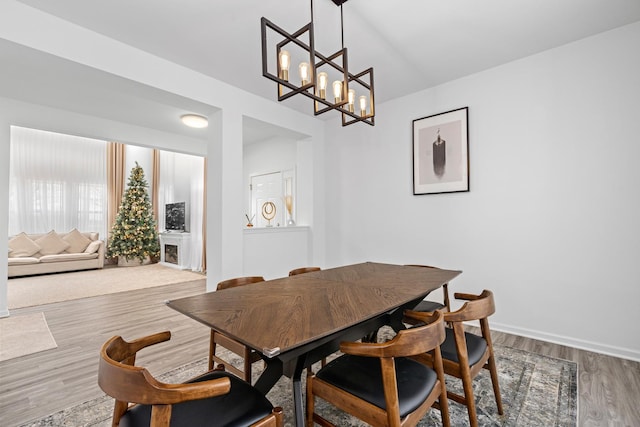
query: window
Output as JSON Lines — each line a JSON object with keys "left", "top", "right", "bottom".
{"left": 9, "top": 126, "right": 107, "bottom": 238}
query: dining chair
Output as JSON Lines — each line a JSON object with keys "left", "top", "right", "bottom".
{"left": 306, "top": 310, "right": 450, "bottom": 427}
{"left": 406, "top": 289, "right": 503, "bottom": 427}
{"left": 98, "top": 331, "right": 283, "bottom": 427}
{"left": 405, "top": 264, "right": 451, "bottom": 312}
{"left": 209, "top": 276, "right": 266, "bottom": 381}
{"left": 288, "top": 266, "right": 321, "bottom": 276}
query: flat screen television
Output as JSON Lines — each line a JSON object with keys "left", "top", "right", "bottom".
{"left": 165, "top": 202, "right": 186, "bottom": 232}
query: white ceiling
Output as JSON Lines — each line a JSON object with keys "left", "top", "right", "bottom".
{"left": 0, "top": 38, "right": 219, "bottom": 138}
{"left": 6, "top": 0, "right": 640, "bottom": 141}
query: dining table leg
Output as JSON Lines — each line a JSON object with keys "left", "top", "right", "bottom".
{"left": 291, "top": 356, "right": 306, "bottom": 427}
{"left": 253, "top": 357, "right": 283, "bottom": 395}
{"left": 253, "top": 355, "right": 306, "bottom": 427}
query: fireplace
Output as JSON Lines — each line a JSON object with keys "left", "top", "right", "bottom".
{"left": 164, "top": 244, "right": 178, "bottom": 264}
{"left": 159, "top": 232, "right": 191, "bottom": 270}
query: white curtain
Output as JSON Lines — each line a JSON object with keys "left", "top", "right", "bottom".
{"left": 159, "top": 151, "right": 205, "bottom": 272}
{"left": 9, "top": 126, "right": 108, "bottom": 240}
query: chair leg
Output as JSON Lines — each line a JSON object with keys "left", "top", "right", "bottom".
{"left": 306, "top": 375, "right": 315, "bottom": 426}
{"left": 439, "top": 381, "right": 451, "bottom": 427}
{"left": 487, "top": 355, "right": 504, "bottom": 415}
{"left": 273, "top": 407, "right": 284, "bottom": 427}
{"left": 208, "top": 330, "right": 216, "bottom": 371}
{"left": 482, "top": 318, "right": 503, "bottom": 415}
{"left": 442, "top": 283, "right": 451, "bottom": 311}
{"left": 433, "top": 349, "right": 450, "bottom": 427}
{"left": 112, "top": 400, "right": 129, "bottom": 426}
{"left": 243, "top": 346, "right": 252, "bottom": 382}
{"left": 458, "top": 363, "right": 479, "bottom": 427}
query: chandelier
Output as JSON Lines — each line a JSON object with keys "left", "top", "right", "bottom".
{"left": 261, "top": 0, "right": 375, "bottom": 126}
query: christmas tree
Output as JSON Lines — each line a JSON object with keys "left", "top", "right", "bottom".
{"left": 107, "top": 162, "right": 160, "bottom": 263}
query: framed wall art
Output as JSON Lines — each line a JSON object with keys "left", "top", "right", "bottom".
{"left": 412, "top": 107, "right": 469, "bottom": 195}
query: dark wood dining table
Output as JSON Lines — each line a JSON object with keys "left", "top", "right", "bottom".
{"left": 166, "top": 262, "right": 461, "bottom": 426}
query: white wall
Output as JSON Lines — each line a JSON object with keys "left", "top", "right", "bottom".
{"left": 0, "top": 114, "right": 9, "bottom": 317}
{"left": 243, "top": 227, "right": 311, "bottom": 279}
{"left": 0, "top": 2, "right": 325, "bottom": 315}
{"left": 5, "top": 0, "right": 635, "bottom": 362}
{"left": 324, "top": 22, "right": 640, "bottom": 361}
{"left": 242, "top": 138, "right": 315, "bottom": 279}
{"left": 125, "top": 145, "right": 154, "bottom": 187}
{"left": 243, "top": 137, "right": 298, "bottom": 221}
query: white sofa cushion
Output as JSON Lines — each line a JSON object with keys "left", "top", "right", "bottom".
{"left": 84, "top": 240, "right": 102, "bottom": 254}
{"left": 63, "top": 228, "right": 92, "bottom": 253}
{"left": 35, "top": 230, "right": 70, "bottom": 256}
{"left": 8, "top": 233, "right": 42, "bottom": 257}
{"left": 39, "top": 252, "right": 99, "bottom": 263}
{"left": 8, "top": 256, "right": 39, "bottom": 265}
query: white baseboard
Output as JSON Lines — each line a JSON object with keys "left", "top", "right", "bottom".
{"left": 0, "top": 309, "right": 10, "bottom": 318}
{"left": 491, "top": 321, "right": 640, "bottom": 363}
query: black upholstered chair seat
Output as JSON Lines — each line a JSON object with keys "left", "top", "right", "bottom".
{"left": 413, "top": 299, "right": 446, "bottom": 312}
{"left": 119, "top": 370, "right": 274, "bottom": 427}
{"left": 316, "top": 354, "right": 438, "bottom": 418}
{"left": 440, "top": 328, "right": 488, "bottom": 366}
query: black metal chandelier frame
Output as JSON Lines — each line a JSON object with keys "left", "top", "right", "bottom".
{"left": 261, "top": 0, "right": 375, "bottom": 126}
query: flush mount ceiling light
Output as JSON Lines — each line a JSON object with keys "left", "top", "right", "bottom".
{"left": 180, "top": 114, "right": 209, "bottom": 128}
{"left": 261, "top": 0, "right": 375, "bottom": 126}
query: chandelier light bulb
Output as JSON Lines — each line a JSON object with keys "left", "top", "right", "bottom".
{"left": 317, "top": 72, "right": 328, "bottom": 99}
{"left": 278, "top": 50, "right": 290, "bottom": 81}
{"left": 359, "top": 96, "right": 368, "bottom": 117}
{"left": 332, "top": 80, "right": 343, "bottom": 103}
{"left": 348, "top": 89, "right": 356, "bottom": 113}
{"left": 261, "top": 3, "right": 375, "bottom": 126}
{"left": 299, "top": 62, "right": 310, "bottom": 86}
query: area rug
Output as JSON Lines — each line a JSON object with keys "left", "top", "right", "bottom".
{"left": 8, "top": 263, "right": 205, "bottom": 309}
{"left": 0, "top": 312, "right": 57, "bottom": 362}
{"left": 18, "top": 343, "right": 577, "bottom": 426}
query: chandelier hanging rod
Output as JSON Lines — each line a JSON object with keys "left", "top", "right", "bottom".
{"left": 260, "top": 0, "right": 375, "bottom": 126}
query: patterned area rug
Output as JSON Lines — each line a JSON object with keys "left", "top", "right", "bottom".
{"left": 19, "top": 341, "right": 577, "bottom": 426}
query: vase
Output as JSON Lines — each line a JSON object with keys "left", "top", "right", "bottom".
{"left": 118, "top": 255, "right": 151, "bottom": 267}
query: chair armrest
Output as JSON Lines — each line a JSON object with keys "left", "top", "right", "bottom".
{"left": 403, "top": 309, "right": 437, "bottom": 324}
{"left": 342, "top": 311, "right": 444, "bottom": 358}
{"left": 151, "top": 376, "right": 232, "bottom": 403}
{"left": 340, "top": 340, "right": 394, "bottom": 358}
{"left": 454, "top": 292, "right": 481, "bottom": 301}
{"left": 126, "top": 331, "right": 172, "bottom": 355}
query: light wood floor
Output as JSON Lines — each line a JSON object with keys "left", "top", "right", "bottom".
{"left": 1, "top": 280, "right": 639, "bottom": 426}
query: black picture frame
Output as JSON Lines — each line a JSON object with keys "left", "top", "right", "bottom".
{"left": 412, "top": 107, "right": 469, "bottom": 195}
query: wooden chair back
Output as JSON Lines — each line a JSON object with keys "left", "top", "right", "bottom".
{"left": 405, "top": 264, "right": 451, "bottom": 310}
{"left": 406, "top": 289, "right": 502, "bottom": 427}
{"left": 341, "top": 310, "right": 445, "bottom": 359}
{"left": 217, "top": 276, "right": 265, "bottom": 290}
{"left": 288, "top": 267, "right": 321, "bottom": 276}
{"left": 210, "top": 276, "right": 266, "bottom": 377}
{"left": 99, "top": 331, "right": 231, "bottom": 426}
{"left": 444, "top": 290, "right": 495, "bottom": 323}
{"left": 307, "top": 310, "right": 450, "bottom": 427}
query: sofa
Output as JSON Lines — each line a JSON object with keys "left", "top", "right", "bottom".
{"left": 8, "top": 229, "right": 104, "bottom": 278}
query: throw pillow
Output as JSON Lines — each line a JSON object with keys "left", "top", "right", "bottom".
{"left": 63, "top": 228, "right": 91, "bottom": 253}
{"left": 8, "top": 233, "right": 41, "bottom": 257}
{"left": 84, "top": 240, "right": 102, "bottom": 254}
{"left": 35, "top": 230, "right": 70, "bottom": 256}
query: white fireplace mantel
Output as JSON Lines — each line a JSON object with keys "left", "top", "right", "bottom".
{"left": 159, "top": 232, "right": 191, "bottom": 270}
